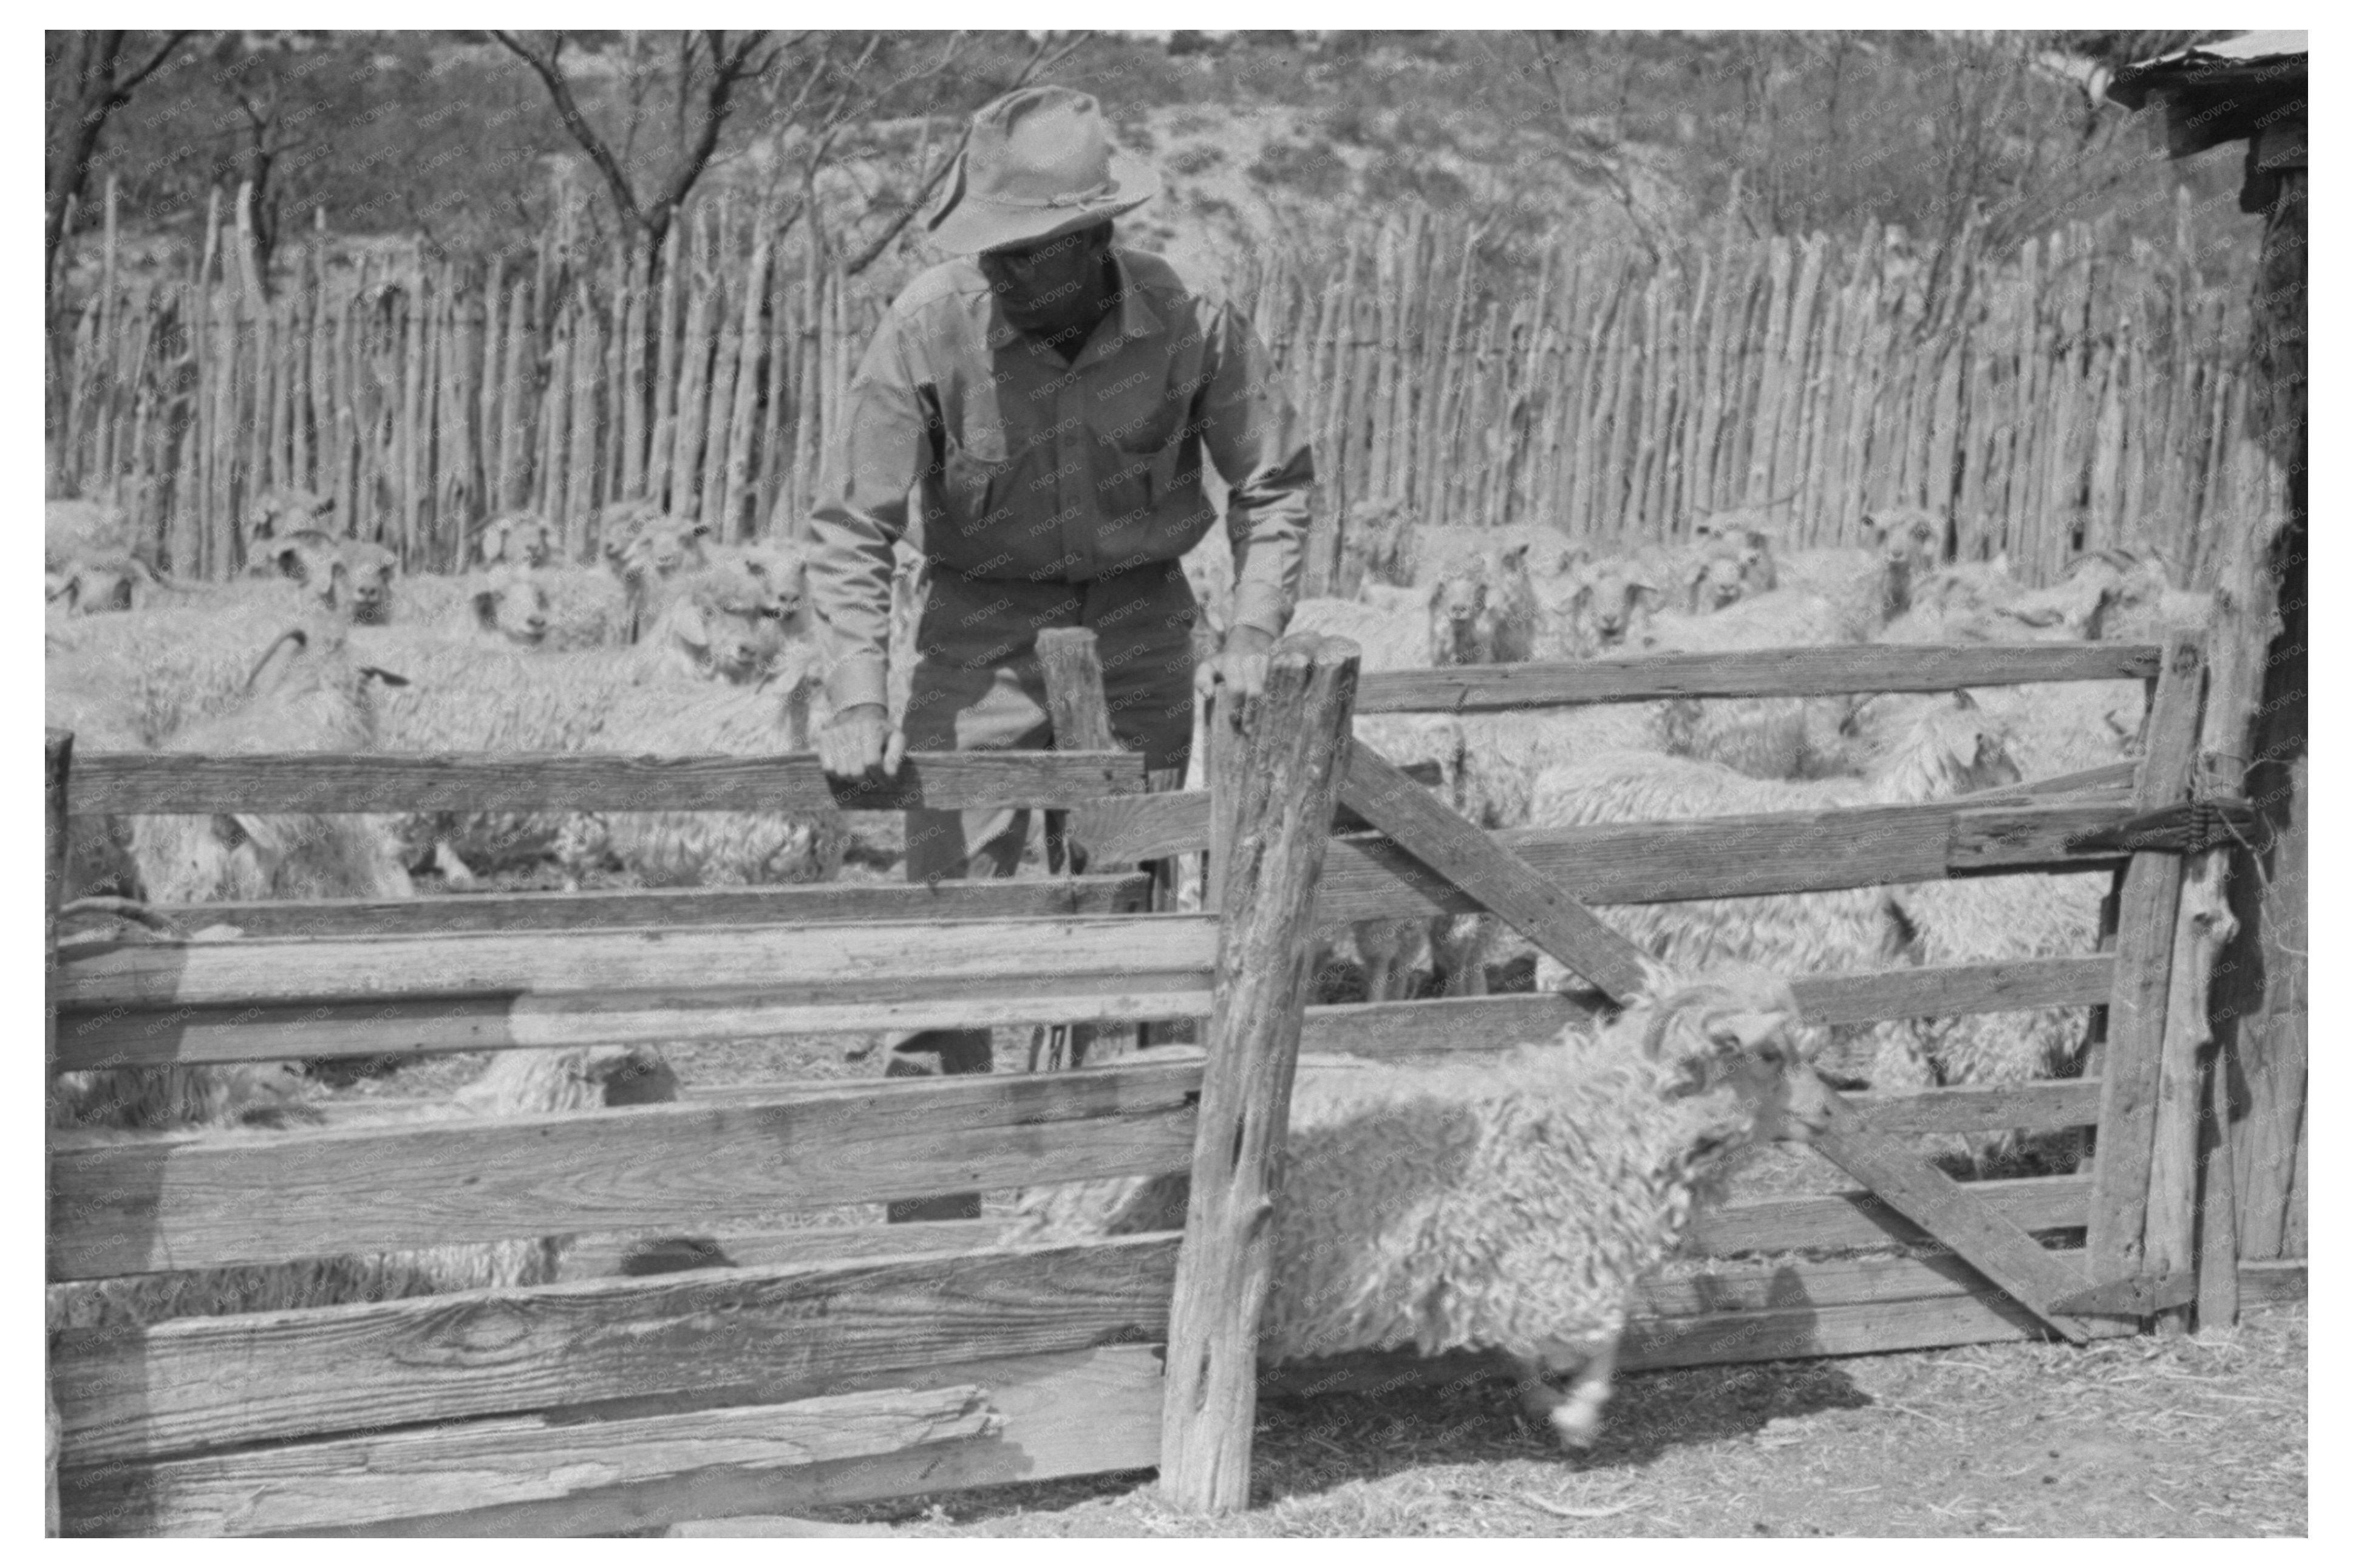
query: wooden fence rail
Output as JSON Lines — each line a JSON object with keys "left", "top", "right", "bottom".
{"left": 48, "top": 182, "right": 2284, "bottom": 593}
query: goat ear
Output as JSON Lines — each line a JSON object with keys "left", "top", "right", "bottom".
{"left": 471, "top": 584, "right": 503, "bottom": 631}
{"left": 1499, "top": 542, "right": 1530, "bottom": 571}
{"left": 1629, "top": 579, "right": 1663, "bottom": 610}
{"left": 670, "top": 599, "right": 711, "bottom": 650}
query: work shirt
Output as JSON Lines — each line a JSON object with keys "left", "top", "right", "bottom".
{"left": 806, "top": 245, "right": 1315, "bottom": 713}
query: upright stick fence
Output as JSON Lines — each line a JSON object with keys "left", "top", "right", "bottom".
{"left": 48, "top": 181, "right": 2281, "bottom": 591}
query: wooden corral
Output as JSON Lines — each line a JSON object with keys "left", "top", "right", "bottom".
{"left": 46, "top": 625, "right": 2284, "bottom": 1533}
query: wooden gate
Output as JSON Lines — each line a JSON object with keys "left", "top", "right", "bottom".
{"left": 1074, "top": 632, "right": 2265, "bottom": 1364}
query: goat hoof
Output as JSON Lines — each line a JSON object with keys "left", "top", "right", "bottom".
{"left": 1548, "top": 1407, "right": 1602, "bottom": 1450}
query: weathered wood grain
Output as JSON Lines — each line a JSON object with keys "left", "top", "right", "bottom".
{"left": 1792, "top": 955, "right": 2113, "bottom": 1025}
{"left": 557, "top": 1217, "right": 1024, "bottom": 1281}
{"left": 46, "top": 729, "right": 69, "bottom": 1541}
{"left": 1809, "top": 1096, "right": 2094, "bottom": 1343}
{"left": 1844, "top": 1079, "right": 2103, "bottom": 1136}
{"left": 56, "top": 976, "right": 1219, "bottom": 1071}
{"left": 143, "top": 873, "right": 1154, "bottom": 938}
{"left": 67, "top": 748, "right": 1144, "bottom": 815}
{"left": 1686, "top": 1173, "right": 2091, "bottom": 1256}
{"left": 286, "top": 1345, "right": 1165, "bottom": 1538}
{"left": 2086, "top": 632, "right": 2207, "bottom": 1286}
{"left": 1352, "top": 643, "right": 2163, "bottom": 712}
{"left": 53, "top": 913, "right": 1217, "bottom": 1011}
{"left": 1338, "top": 742, "right": 1653, "bottom": 1001}
{"left": 64, "top": 1385, "right": 996, "bottom": 1538}
{"left": 1291, "top": 958, "right": 2113, "bottom": 1061}
{"left": 57, "top": 1236, "right": 1178, "bottom": 1465}
{"left": 52, "top": 1070, "right": 1200, "bottom": 1279}
{"left": 2235, "top": 1258, "right": 2305, "bottom": 1308}
{"left": 1955, "top": 759, "right": 2137, "bottom": 804}
{"left": 1161, "top": 633, "right": 1357, "bottom": 1514}
{"left": 1035, "top": 627, "right": 1136, "bottom": 1067}
{"left": 1077, "top": 795, "right": 2133, "bottom": 906}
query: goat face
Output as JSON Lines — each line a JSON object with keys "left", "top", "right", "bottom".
{"left": 472, "top": 571, "right": 552, "bottom": 646}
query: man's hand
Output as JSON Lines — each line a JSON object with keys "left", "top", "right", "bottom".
{"left": 817, "top": 702, "right": 907, "bottom": 780}
{"left": 1194, "top": 624, "right": 1277, "bottom": 703}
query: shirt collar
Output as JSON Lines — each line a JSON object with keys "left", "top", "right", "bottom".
{"left": 973, "top": 248, "right": 1163, "bottom": 364}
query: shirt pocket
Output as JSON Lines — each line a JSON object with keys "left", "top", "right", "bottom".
{"left": 1086, "top": 371, "right": 1186, "bottom": 527}
{"left": 938, "top": 398, "right": 1012, "bottom": 540}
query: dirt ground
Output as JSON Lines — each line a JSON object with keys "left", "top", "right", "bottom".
{"left": 803, "top": 1303, "right": 2306, "bottom": 1538}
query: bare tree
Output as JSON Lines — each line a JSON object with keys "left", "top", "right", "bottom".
{"left": 493, "top": 29, "right": 783, "bottom": 279}
{"left": 46, "top": 30, "right": 191, "bottom": 296}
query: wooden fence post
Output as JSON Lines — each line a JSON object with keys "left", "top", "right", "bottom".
{"left": 1159, "top": 633, "right": 1357, "bottom": 1515}
{"left": 2085, "top": 632, "right": 2207, "bottom": 1300}
{"left": 1036, "top": 627, "right": 1142, "bottom": 1069}
{"left": 46, "top": 727, "right": 70, "bottom": 1538}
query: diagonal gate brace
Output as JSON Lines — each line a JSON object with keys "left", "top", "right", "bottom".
{"left": 1811, "top": 1096, "right": 2099, "bottom": 1345}
{"left": 1337, "top": 741, "right": 1654, "bottom": 1005}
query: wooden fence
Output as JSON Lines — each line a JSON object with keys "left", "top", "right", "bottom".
{"left": 47, "top": 180, "right": 2283, "bottom": 593}
{"left": 44, "top": 630, "right": 2298, "bottom": 1535}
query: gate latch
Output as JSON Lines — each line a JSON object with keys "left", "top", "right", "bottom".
{"left": 2064, "top": 797, "right": 2259, "bottom": 857}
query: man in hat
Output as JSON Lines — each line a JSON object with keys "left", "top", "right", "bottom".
{"left": 808, "top": 86, "right": 1314, "bottom": 1217}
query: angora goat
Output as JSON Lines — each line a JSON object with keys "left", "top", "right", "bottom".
{"left": 1013, "top": 964, "right": 1833, "bottom": 1449}
{"left": 1519, "top": 694, "right": 2022, "bottom": 1074}
{"left": 551, "top": 663, "right": 847, "bottom": 890}
{"left": 128, "top": 615, "right": 415, "bottom": 905}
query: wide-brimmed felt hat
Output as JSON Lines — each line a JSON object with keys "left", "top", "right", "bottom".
{"left": 925, "top": 86, "right": 1159, "bottom": 256}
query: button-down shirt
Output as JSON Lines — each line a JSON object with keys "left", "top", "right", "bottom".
{"left": 806, "top": 245, "right": 1315, "bottom": 712}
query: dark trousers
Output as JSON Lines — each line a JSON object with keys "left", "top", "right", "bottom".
{"left": 884, "top": 561, "right": 1197, "bottom": 1222}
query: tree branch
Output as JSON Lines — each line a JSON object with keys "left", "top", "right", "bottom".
{"left": 492, "top": 29, "right": 645, "bottom": 232}
{"left": 649, "top": 28, "right": 772, "bottom": 228}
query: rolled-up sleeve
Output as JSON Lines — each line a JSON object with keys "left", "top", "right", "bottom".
{"left": 806, "top": 318, "right": 927, "bottom": 714}
{"left": 1194, "top": 302, "right": 1313, "bottom": 639}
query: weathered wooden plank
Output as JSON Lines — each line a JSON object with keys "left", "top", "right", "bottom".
{"left": 57, "top": 1236, "right": 1178, "bottom": 1465}
{"left": 1161, "top": 633, "right": 1357, "bottom": 1514}
{"left": 1076, "top": 796, "right": 2132, "bottom": 904}
{"left": 1687, "top": 1173, "right": 2090, "bottom": 1256}
{"left": 1035, "top": 626, "right": 1137, "bottom": 1068}
{"left": 2235, "top": 1258, "right": 2306, "bottom": 1309}
{"left": 1808, "top": 1096, "right": 2094, "bottom": 1343}
{"left": 1338, "top": 742, "right": 1653, "bottom": 1001}
{"left": 2087, "top": 632, "right": 2207, "bottom": 1284}
{"left": 64, "top": 1385, "right": 996, "bottom": 1538}
{"left": 53, "top": 913, "right": 1217, "bottom": 1011}
{"left": 1792, "top": 955, "right": 2113, "bottom": 1025}
{"left": 1262, "top": 1249, "right": 2130, "bottom": 1399}
{"left": 46, "top": 729, "right": 69, "bottom": 1541}
{"left": 1956, "top": 759, "right": 2137, "bottom": 804}
{"left": 1352, "top": 643, "right": 2163, "bottom": 712}
{"left": 1844, "top": 1079, "right": 2103, "bottom": 1137}
{"left": 55, "top": 973, "right": 1219, "bottom": 1071}
{"left": 143, "top": 873, "right": 1154, "bottom": 938}
{"left": 66, "top": 748, "right": 1144, "bottom": 815}
{"left": 52, "top": 1071, "right": 1200, "bottom": 1279}
{"left": 557, "top": 1218, "right": 1024, "bottom": 1282}
{"left": 290, "top": 1345, "right": 1163, "bottom": 1538}
{"left": 1287, "top": 960, "right": 2114, "bottom": 1062}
